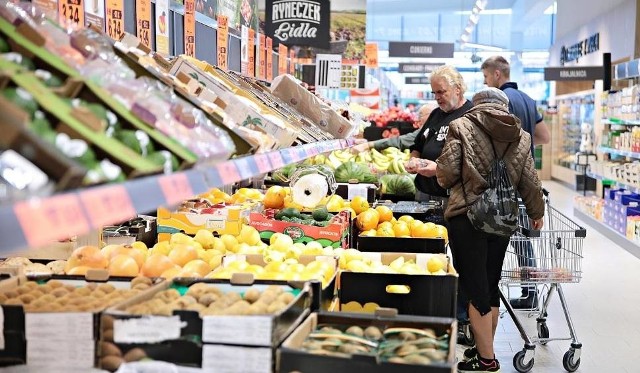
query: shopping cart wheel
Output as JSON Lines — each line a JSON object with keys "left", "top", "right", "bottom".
{"left": 513, "top": 350, "right": 534, "bottom": 373}
{"left": 562, "top": 349, "right": 581, "bottom": 372}
{"left": 537, "top": 322, "right": 549, "bottom": 345}
{"left": 458, "top": 323, "right": 475, "bottom": 346}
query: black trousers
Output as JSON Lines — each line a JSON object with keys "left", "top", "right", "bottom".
{"left": 448, "top": 214, "right": 511, "bottom": 316}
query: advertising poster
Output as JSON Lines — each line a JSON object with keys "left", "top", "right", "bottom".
{"left": 84, "top": 0, "right": 105, "bottom": 31}
{"left": 248, "top": 28, "right": 255, "bottom": 77}
{"left": 184, "top": 0, "right": 196, "bottom": 57}
{"left": 136, "top": 0, "right": 152, "bottom": 49}
{"left": 265, "top": 0, "right": 329, "bottom": 49}
{"left": 217, "top": 15, "right": 229, "bottom": 70}
{"left": 155, "top": 0, "right": 170, "bottom": 55}
{"left": 58, "top": 0, "right": 85, "bottom": 28}
{"left": 265, "top": 36, "right": 273, "bottom": 81}
{"left": 173, "top": 0, "right": 258, "bottom": 30}
{"left": 106, "top": 0, "right": 124, "bottom": 40}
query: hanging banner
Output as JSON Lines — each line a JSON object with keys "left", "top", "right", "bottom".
{"left": 217, "top": 15, "right": 229, "bottom": 70}
{"left": 266, "top": 36, "right": 273, "bottom": 81}
{"left": 106, "top": 0, "right": 124, "bottom": 40}
{"left": 258, "top": 32, "right": 266, "bottom": 79}
{"left": 364, "top": 42, "right": 378, "bottom": 68}
{"left": 155, "top": 0, "right": 170, "bottom": 55}
{"left": 248, "top": 28, "right": 255, "bottom": 77}
{"left": 33, "top": 1, "right": 58, "bottom": 20}
{"left": 58, "top": 0, "right": 85, "bottom": 28}
{"left": 289, "top": 49, "right": 295, "bottom": 74}
{"left": 136, "top": 0, "right": 152, "bottom": 49}
{"left": 278, "top": 44, "right": 288, "bottom": 76}
{"left": 265, "top": 0, "right": 330, "bottom": 49}
{"left": 241, "top": 25, "right": 249, "bottom": 75}
{"left": 84, "top": 0, "right": 105, "bottom": 31}
{"left": 184, "top": 0, "right": 195, "bottom": 57}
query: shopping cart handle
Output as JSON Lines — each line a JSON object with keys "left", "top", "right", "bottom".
{"left": 542, "top": 188, "right": 549, "bottom": 197}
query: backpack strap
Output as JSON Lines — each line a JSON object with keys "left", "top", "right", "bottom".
{"left": 461, "top": 139, "right": 513, "bottom": 208}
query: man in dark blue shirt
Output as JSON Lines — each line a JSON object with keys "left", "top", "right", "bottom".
{"left": 481, "top": 56, "right": 551, "bottom": 309}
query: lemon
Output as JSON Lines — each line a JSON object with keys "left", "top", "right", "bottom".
{"left": 170, "top": 232, "right": 193, "bottom": 245}
{"left": 427, "top": 256, "right": 447, "bottom": 273}
{"left": 239, "top": 225, "right": 261, "bottom": 246}
{"left": 346, "top": 259, "right": 369, "bottom": 272}
{"left": 220, "top": 234, "right": 239, "bottom": 252}
{"left": 151, "top": 241, "right": 171, "bottom": 256}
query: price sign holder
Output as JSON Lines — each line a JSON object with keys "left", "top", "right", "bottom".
{"left": 136, "top": 0, "right": 152, "bottom": 49}
{"left": 106, "top": 0, "right": 124, "bottom": 40}
{"left": 158, "top": 174, "right": 194, "bottom": 206}
{"left": 58, "top": 0, "right": 85, "bottom": 28}
{"left": 79, "top": 185, "right": 136, "bottom": 228}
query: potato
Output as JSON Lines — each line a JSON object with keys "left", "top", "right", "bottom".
{"left": 98, "top": 341, "right": 122, "bottom": 357}
{"left": 130, "top": 277, "right": 152, "bottom": 287}
{"left": 3, "top": 290, "right": 18, "bottom": 299}
{"left": 46, "top": 280, "right": 63, "bottom": 289}
{"left": 387, "top": 357, "right": 407, "bottom": 364}
{"left": 364, "top": 326, "right": 382, "bottom": 340}
{"left": 198, "top": 293, "right": 218, "bottom": 307}
{"left": 74, "top": 287, "right": 92, "bottom": 296}
{"left": 97, "top": 284, "right": 116, "bottom": 294}
{"left": 266, "top": 301, "right": 286, "bottom": 314}
{"left": 16, "top": 286, "right": 31, "bottom": 295}
{"left": 51, "top": 288, "right": 69, "bottom": 297}
{"left": 243, "top": 288, "right": 261, "bottom": 303}
{"left": 277, "top": 292, "right": 295, "bottom": 305}
{"left": 403, "top": 354, "right": 432, "bottom": 365}
{"left": 18, "top": 294, "right": 35, "bottom": 304}
{"left": 345, "top": 326, "right": 364, "bottom": 337}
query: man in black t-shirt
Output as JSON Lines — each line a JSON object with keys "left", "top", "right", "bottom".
{"left": 406, "top": 65, "right": 473, "bottom": 201}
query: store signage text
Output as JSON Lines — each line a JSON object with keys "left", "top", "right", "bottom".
{"left": 265, "top": 0, "right": 330, "bottom": 49}
{"left": 560, "top": 32, "right": 599, "bottom": 66}
{"left": 405, "top": 76, "right": 430, "bottom": 84}
{"left": 388, "top": 42, "right": 454, "bottom": 58}
{"left": 544, "top": 66, "right": 604, "bottom": 81}
{"left": 399, "top": 63, "right": 444, "bottom": 74}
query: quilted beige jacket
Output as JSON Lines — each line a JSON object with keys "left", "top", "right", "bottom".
{"left": 436, "top": 103, "right": 545, "bottom": 221}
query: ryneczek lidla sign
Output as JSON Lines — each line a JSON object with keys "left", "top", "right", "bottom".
{"left": 265, "top": 0, "right": 330, "bottom": 49}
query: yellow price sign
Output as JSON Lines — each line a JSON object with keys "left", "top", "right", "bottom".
{"left": 136, "top": 0, "right": 152, "bottom": 49}
{"left": 217, "top": 15, "right": 229, "bottom": 70}
{"left": 106, "top": 0, "right": 124, "bottom": 40}
{"left": 58, "top": 0, "right": 84, "bottom": 27}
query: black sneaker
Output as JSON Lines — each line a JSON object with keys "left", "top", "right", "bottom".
{"left": 457, "top": 355, "right": 501, "bottom": 372}
{"left": 463, "top": 346, "right": 478, "bottom": 361}
{"left": 509, "top": 293, "right": 538, "bottom": 309}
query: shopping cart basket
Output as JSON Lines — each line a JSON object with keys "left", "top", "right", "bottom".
{"left": 499, "top": 190, "right": 586, "bottom": 372}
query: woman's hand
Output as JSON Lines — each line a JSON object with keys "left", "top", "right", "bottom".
{"left": 531, "top": 218, "right": 544, "bottom": 230}
{"left": 404, "top": 158, "right": 420, "bottom": 174}
{"left": 416, "top": 159, "right": 437, "bottom": 177}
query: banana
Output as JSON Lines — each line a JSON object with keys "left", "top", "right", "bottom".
{"left": 328, "top": 153, "right": 343, "bottom": 169}
{"left": 371, "top": 149, "right": 391, "bottom": 163}
{"left": 396, "top": 160, "right": 407, "bottom": 174}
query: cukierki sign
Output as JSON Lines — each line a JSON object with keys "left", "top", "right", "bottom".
{"left": 265, "top": 0, "right": 330, "bottom": 49}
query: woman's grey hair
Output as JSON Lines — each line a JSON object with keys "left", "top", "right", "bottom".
{"left": 472, "top": 87, "right": 509, "bottom": 107}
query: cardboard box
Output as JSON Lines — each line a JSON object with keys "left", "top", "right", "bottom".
{"left": 249, "top": 211, "right": 350, "bottom": 248}
{"left": 278, "top": 312, "right": 457, "bottom": 373}
{"left": 339, "top": 253, "right": 458, "bottom": 318}
{"left": 157, "top": 204, "right": 251, "bottom": 241}
{"left": 270, "top": 75, "right": 357, "bottom": 139}
{"left": 335, "top": 183, "right": 377, "bottom": 203}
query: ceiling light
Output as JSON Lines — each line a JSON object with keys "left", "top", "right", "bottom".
{"left": 461, "top": 42, "right": 504, "bottom": 51}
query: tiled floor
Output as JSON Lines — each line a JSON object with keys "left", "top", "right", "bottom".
{"left": 456, "top": 181, "right": 640, "bottom": 372}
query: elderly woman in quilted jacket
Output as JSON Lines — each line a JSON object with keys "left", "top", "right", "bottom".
{"left": 436, "top": 87, "right": 545, "bottom": 373}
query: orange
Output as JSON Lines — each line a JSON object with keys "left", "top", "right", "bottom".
{"left": 168, "top": 243, "right": 199, "bottom": 266}
{"left": 160, "top": 266, "right": 181, "bottom": 279}
{"left": 350, "top": 196, "right": 370, "bottom": 215}
{"left": 410, "top": 221, "right": 430, "bottom": 238}
{"left": 182, "top": 259, "right": 213, "bottom": 277}
{"left": 66, "top": 246, "right": 108, "bottom": 272}
{"left": 66, "top": 266, "right": 91, "bottom": 275}
{"left": 375, "top": 206, "right": 394, "bottom": 223}
{"left": 398, "top": 215, "right": 415, "bottom": 224}
{"left": 263, "top": 190, "right": 285, "bottom": 209}
{"left": 141, "top": 254, "right": 177, "bottom": 277}
{"left": 108, "top": 254, "right": 140, "bottom": 277}
{"left": 107, "top": 245, "right": 146, "bottom": 269}
{"left": 376, "top": 225, "right": 395, "bottom": 237}
{"left": 392, "top": 222, "right": 411, "bottom": 237}
{"left": 356, "top": 209, "right": 379, "bottom": 231}
{"left": 267, "top": 186, "right": 287, "bottom": 198}
{"left": 434, "top": 225, "right": 448, "bottom": 241}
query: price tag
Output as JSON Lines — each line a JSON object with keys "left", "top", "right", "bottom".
{"left": 136, "top": 0, "right": 152, "bottom": 48}
{"left": 202, "top": 315, "right": 273, "bottom": 345}
{"left": 248, "top": 28, "right": 255, "bottom": 77}
{"left": 79, "top": 185, "right": 136, "bottom": 228}
{"left": 267, "top": 151, "right": 284, "bottom": 169}
{"left": 365, "top": 42, "right": 379, "bottom": 68}
{"left": 265, "top": 37, "right": 273, "bottom": 81}
{"left": 158, "top": 173, "right": 194, "bottom": 206}
{"left": 27, "top": 338, "right": 95, "bottom": 368}
{"left": 26, "top": 313, "right": 94, "bottom": 340}
{"left": 217, "top": 15, "right": 229, "bottom": 70}
{"left": 233, "top": 157, "right": 257, "bottom": 180}
{"left": 184, "top": 0, "right": 195, "bottom": 57}
{"left": 253, "top": 154, "right": 272, "bottom": 174}
{"left": 106, "top": 0, "right": 124, "bottom": 40}
{"left": 58, "top": 0, "right": 84, "bottom": 27}
{"left": 258, "top": 33, "right": 266, "bottom": 79}
{"left": 278, "top": 44, "right": 288, "bottom": 76}
{"left": 289, "top": 49, "right": 295, "bottom": 74}
{"left": 14, "top": 194, "right": 90, "bottom": 248}
{"left": 215, "top": 161, "right": 241, "bottom": 185}
{"left": 202, "top": 344, "right": 271, "bottom": 373}
{"left": 114, "top": 316, "right": 184, "bottom": 343}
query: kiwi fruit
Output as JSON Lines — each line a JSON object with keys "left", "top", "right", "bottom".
{"left": 131, "top": 277, "right": 152, "bottom": 287}
{"left": 243, "top": 288, "right": 260, "bottom": 303}
{"left": 277, "top": 292, "right": 295, "bottom": 304}
{"left": 364, "top": 326, "right": 382, "bottom": 340}
{"left": 123, "top": 347, "right": 147, "bottom": 362}
{"left": 3, "top": 290, "right": 18, "bottom": 299}
{"left": 100, "top": 355, "right": 124, "bottom": 371}
{"left": 47, "top": 280, "right": 64, "bottom": 289}
{"left": 51, "top": 288, "right": 69, "bottom": 297}
{"left": 198, "top": 293, "right": 218, "bottom": 307}
{"left": 97, "top": 284, "right": 116, "bottom": 294}
{"left": 98, "top": 341, "right": 122, "bottom": 357}
{"left": 345, "top": 326, "right": 364, "bottom": 337}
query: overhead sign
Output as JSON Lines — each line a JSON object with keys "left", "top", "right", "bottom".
{"left": 398, "top": 63, "right": 444, "bottom": 74}
{"left": 389, "top": 42, "right": 454, "bottom": 58}
{"left": 544, "top": 66, "right": 604, "bottom": 81}
{"left": 560, "top": 32, "right": 600, "bottom": 66}
{"left": 405, "top": 76, "right": 430, "bottom": 84}
{"left": 265, "top": 0, "right": 330, "bottom": 49}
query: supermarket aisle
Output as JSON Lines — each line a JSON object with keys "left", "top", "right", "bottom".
{"left": 467, "top": 181, "right": 640, "bottom": 373}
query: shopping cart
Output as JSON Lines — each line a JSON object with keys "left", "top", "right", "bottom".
{"left": 499, "top": 189, "right": 586, "bottom": 372}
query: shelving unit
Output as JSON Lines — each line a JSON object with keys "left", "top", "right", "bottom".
{"left": 574, "top": 208, "right": 640, "bottom": 259}
{"left": 0, "top": 139, "right": 355, "bottom": 255}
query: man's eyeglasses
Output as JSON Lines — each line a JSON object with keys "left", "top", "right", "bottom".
{"left": 431, "top": 89, "right": 448, "bottom": 96}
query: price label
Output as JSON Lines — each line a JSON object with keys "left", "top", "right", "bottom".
{"left": 155, "top": 0, "right": 170, "bottom": 55}
{"left": 58, "top": 0, "right": 84, "bottom": 27}
{"left": 136, "top": 0, "right": 152, "bottom": 49}
{"left": 106, "top": 0, "right": 124, "bottom": 40}
{"left": 233, "top": 157, "right": 256, "bottom": 180}
{"left": 295, "top": 147, "right": 306, "bottom": 160}
{"left": 365, "top": 42, "right": 379, "bottom": 68}
{"left": 79, "top": 185, "right": 136, "bottom": 228}
{"left": 184, "top": 0, "right": 195, "bottom": 57}
{"left": 217, "top": 15, "right": 229, "bottom": 70}
{"left": 267, "top": 151, "right": 284, "bottom": 169}
{"left": 158, "top": 173, "right": 194, "bottom": 206}
{"left": 248, "top": 28, "right": 255, "bottom": 77}
{"left": 265, "top": 37, "right": 273, "bottom": 81}
{"left": 253, "top": 154, "right": 272, "bottom": 174}
{"left": 258, "top": 33, "right": 266, "bottom": 79}
{"left": 14, "top": 194, "right": 90, "bottom": 248}
{"left": 289, "top": 49, "right": 295, "bottom": 74}
{"left": 216, "top": 161, "right": 241, "bottom": 185}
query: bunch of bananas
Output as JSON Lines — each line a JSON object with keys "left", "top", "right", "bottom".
{"left": 370, "top": 148, "right": 411, "bottom": 174}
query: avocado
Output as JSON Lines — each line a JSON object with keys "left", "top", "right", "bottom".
{"left": 115, "top": 129, "right": 143, "bottom": 154}
{"left": 34, "top": 69, "right": 63, "bottom": 88}
{"left": 148, "top": 150, "right": 179, "bottom": 173}
{"left": 0, "top": 38, "right": 9, "bottom": 53}
{"left": 312, "top": 206, "right": 329, "bottom": 222}
{"left": 280, "top": 207, "right": 301, "bottom": 219}
{"left": 3, "top": 87, "right": 39, "bottom": 118}
{"left": 30, "top": 110, "right": 52, "bottom": 136}
{"left": 1, "top": 52, "right": 35, "bottom": 70}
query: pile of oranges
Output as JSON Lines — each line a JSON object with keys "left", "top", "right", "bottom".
{"left": 355, "top": 204, "right": 447, "bottom": 240}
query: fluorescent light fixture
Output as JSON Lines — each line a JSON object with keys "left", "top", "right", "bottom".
{"left": 544, "top": 2, "right": 557, "bottom": 14}
{"left": 456, "top": 8, "right": 512, "bottom": 15}
{"left": 461, "top": 42, "right": 505, "bottom": 51}
{"left": 460, "top": 34, "right": 469, "bottom": 42}
{"left": 464, "top": 25, "right": 474, "bottom": 33}
{"left": 469, "top": 14, "right": 480, "bottom": 23}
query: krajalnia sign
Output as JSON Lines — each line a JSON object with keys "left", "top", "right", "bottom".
{"left": 265, "top": 0, "right": 330, "bottom": 49}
